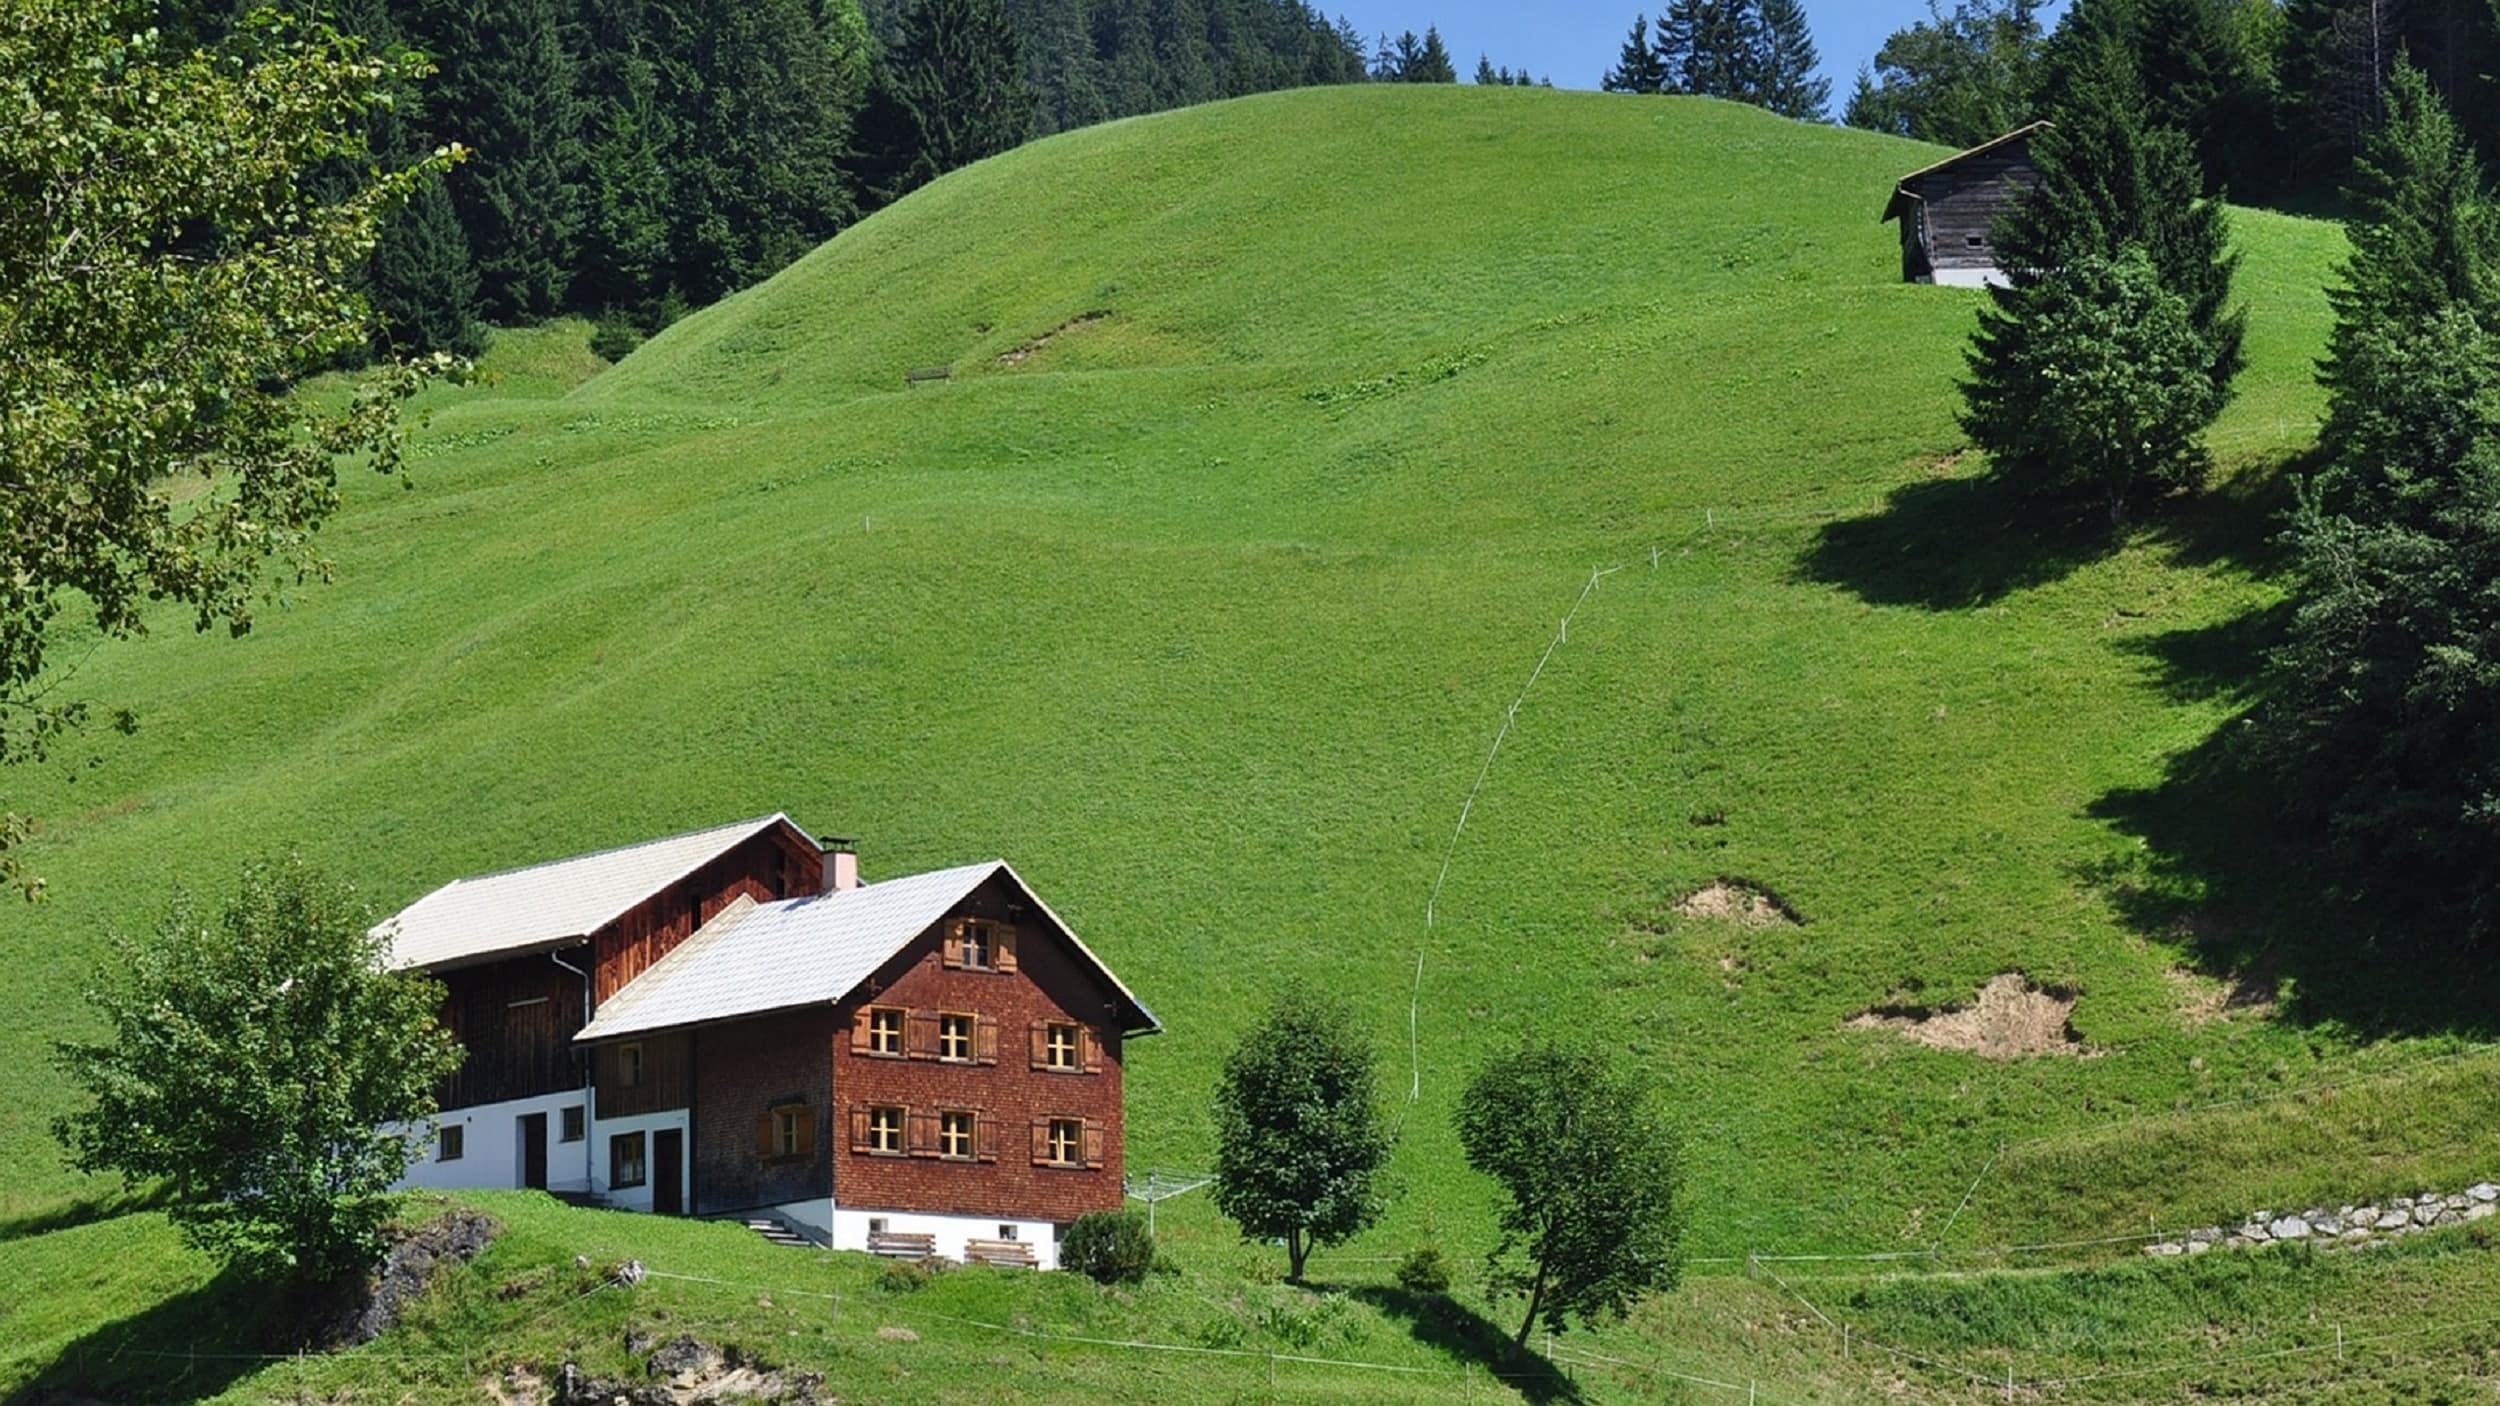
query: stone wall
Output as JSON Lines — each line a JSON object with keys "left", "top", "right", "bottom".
{"left": 2147, "top": 1181, "right": 2498, "bottom": 1258}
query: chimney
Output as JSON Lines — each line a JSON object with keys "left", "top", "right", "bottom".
{"left": 819, "top": 836, "right": 859, "bottom": 894}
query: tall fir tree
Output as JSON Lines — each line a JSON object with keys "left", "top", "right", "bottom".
{"left": 861, "top": 0, "right": 1035, "bottom": 207}
{"left": 1754, "top": 0, "right": 1830, "bottom": 119}
{"left": 369, "top": 169, "right": 485, "bottom": 356}
{"left": 1962, "top": 19, "right": 2243, "bottom": 517}
{"left": 2137, "top": 0, "right": 2281, "bottom": 198}
{"left": 568, "top": 0, "right": 676, "bottom": 321}
{"left": 2266, "top": 63, "right": 2500, "bottom": 940}
{"left": 1604, "top": 14, "right": 1670, "bottom": 94}
{"left": 1411, "top": 25, "right": 1457, "bottom": 83}
{"left": 405, "top": 0, "right": 582, "bottom": 320}
{"left": 2316, "top": 59, "right": 2500, "bottom": 509}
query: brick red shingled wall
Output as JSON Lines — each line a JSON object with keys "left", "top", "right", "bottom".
{"left": 832, "top": 882, "right": 1129, "bottom": 1225}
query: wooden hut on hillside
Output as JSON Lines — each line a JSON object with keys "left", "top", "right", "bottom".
{"left": 1881, "top": 122, "right": 2048, "bottom": 287}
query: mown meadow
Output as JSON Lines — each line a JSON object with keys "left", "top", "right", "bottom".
{"left": 6, "top": 84, "right": 2500, "bottom": 1401}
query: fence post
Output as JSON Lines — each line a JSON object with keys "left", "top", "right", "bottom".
{"left": 1843, "top": 1323, "right": 1850, "bottom": 1361}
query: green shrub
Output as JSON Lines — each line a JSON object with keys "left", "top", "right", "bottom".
{"left": 1395, "top": 1244, "right": 1453, "bottom": 1296}
{"left": 588, "top": 313, "right": 643, "bottom": 364}
{"left": 1061, "top": 1210, "right": 1155, "bottom": 1285}
{"left": 877, "top": 1256, "right": 934, "bottom": 1293}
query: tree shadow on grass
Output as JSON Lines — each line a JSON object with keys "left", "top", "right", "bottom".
{"left": 12, "top": 1264, "right": 282, "bottom": 1405}
{"left": 1348, "top": 1285, "right": 1584, "bottom": 1404}
{"left": 0, "top": 1183, "right": 173, "bottom": 1243}
{"left": 1797, "top": 450, "right": 2304, "bottom": 611}
{"left": 2085, "top": 705, "right": 2500, "bottom": 1041}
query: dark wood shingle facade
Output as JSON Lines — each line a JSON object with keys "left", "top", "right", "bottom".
{"left": 1881, "top": 122, "right": 2047, "bottom": 287}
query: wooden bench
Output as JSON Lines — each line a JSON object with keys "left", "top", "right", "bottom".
{"left": 904, "top": 365, "right": 953, "bottom": 386}
{"left": 867, "top": 1230, "right": 936, "bottom": 1259}
{"left": 964, "top": 1237, "right": 1038, "bottom": 1269}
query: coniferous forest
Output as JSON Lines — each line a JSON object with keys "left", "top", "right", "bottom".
{"left": 167, "top": 0, "right": 1388, "bottom": 358}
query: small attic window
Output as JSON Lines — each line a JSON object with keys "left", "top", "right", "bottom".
{"left": 1966, "top": 234, "right": 1986, "bottom": 247}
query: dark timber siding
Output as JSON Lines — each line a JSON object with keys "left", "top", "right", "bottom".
{"left": 1896, "top": 139, "right": 2040, "bottom": 280}
{"left": 592, "top": 828, "right": 823, "bottom": 1001}
{"left": 438, "top": 950, "right": 589, "bottom": 1109}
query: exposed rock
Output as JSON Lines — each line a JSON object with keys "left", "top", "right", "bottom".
{"left": 2377, "top": 1210, "right": 2410, "bottom": 1231}
{"left": 555, "top": 1336, "right": 825, "bottom": 1406}
{"left": 2269, "top": 1216, "right": 2312, "bottom": 1240}
{"left": 308, "top": 1207, "right": 502, "bottom": 1349}
{"left": 877, "top": 1325, "right": 920, "bottom": 1343}
{"left": 2469, "top": 1183, "right": 2499, "bottom": 1203}
{"left": 2467, "top": 1203, "right": 2497, "bottom": 1223}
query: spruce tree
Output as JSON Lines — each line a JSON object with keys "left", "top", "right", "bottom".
{"left": 1604, "top": 14, "right": 1670, "bottom": 94}
{"left": 1754, "top": 0, "right": 1830, "bottom": 119}
{"left": 868, "top": 0, "right": 1034, "bottom": 205}
{"left": 1412, "top": 26, "right": 1457, "bottom": 83}
{"left": 2317, "top": 60, "right": 2500, "bottom": 513}
{"left": 1963, "top": 23, "right": 2243, "bottom": 518}
{"left": 1475, "top": 54, "right": 1498, "bottom": 85}
{"left": 406, "top": 0, "right": 582, "bottom": 320}
{"left": 369, "top": 170, "right": 486, "bottom": 357}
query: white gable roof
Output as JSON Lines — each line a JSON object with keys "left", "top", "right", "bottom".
{"left": 377, "top": 814, "right": 801, "bottom": 972}
{"left": 576, "top": 859, "right": 1160, "bottom": 1042}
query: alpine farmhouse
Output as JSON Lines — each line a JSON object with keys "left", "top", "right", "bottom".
{"left": 379, "top": 815, "right": 1160, "bottom": 1269}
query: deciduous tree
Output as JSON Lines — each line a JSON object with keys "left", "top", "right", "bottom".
{"left": 1844, "top": 0, "right": 2043, "bottom": 148}
{"left": 1456, "top": 1043, "right": 1684, "bottom": 1347}
{"left": 0, "top": 2, "right": 456, "bottom": 898}
{"left": 53, "top": 858, "right": 463, "bottom": 1282}
{"left": 1210, "top": 989, "right": 1394, "bottom": 1282}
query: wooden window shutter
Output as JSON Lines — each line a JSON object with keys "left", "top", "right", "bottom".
{"left": 1082, "top": 1026, "right": 1103, "bottom": 1074}
{"left": 976, "top": 1015, "right": 999, "bottom": 1065}
{"left": 907, "top": 1108, "right": 939, "bottom": 1157}
{"left": 849, "top": 1006, "right": 873, "bottom": 1053}
{"left": 906, "top": 1009, "right": 940, "bottom": 1059}
{"left": 1029, "top": 1117, "right": 1051, "bottom": 1165}
{"left": 755, "top": 1112, "right": 774, "bottom": 1158}
{"left": 849, "top": 1106, "right": 870, "bottom": 1153}
{"left": 1081, "top": 1119, "right": 1105, "bottom": 1169}
{"left": 795, "top": 1107, "right": 817, "bottom": 1157}
{"left": 941, "top": 920, "right": 965, "bottom": 969}
{"left": 994, "top": 924, "right": 1018, "bottom": 973}
{"left": 977, "top": 1111, "right": 999, "bottom": 1163}
{"left": 1027, "top": 1020, "right": 1048, "bottom": 1070}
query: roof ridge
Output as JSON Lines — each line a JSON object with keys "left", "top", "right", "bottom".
{"left": 428, "top": 812, "right": 792, "bottom": 892}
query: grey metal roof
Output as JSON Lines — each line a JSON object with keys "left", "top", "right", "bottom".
{"left": 575, "top": 859, "right": 1161, "bottom": 1042}
{"left": 376, "top": 814, "right": 801, "bottom": 972}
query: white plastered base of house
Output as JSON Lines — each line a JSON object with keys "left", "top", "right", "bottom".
{"left": 587, "top": 1108, "right": 690, "bottom": 1212}
{"left": 393, "top": 1088, "right": 593, "bottom": 1195}
{"left": 1929, "top": 265, "right": 2010, "bottom": 288}
{"left": 825, "top": 1204, "right": 1062, "bottom": 1271}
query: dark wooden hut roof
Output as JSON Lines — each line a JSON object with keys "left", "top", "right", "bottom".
{"left": 1881, "top": 121, "right": 2052, "bottom": 223}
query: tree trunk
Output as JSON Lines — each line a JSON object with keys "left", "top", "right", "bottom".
{"left": 1513, "top": 1255, "right": 1551, "bottom": 1348}
{"left": 1287, "top": 1228, "right": 1308, "bottom": 1283}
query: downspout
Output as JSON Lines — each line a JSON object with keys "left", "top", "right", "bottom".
{"left": 552, "top": 948, "right": 593, "bottom": 1190}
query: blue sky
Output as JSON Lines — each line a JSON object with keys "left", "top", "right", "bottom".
{"left": 1325, "top": 1, "right": 2071, "bottom": 97}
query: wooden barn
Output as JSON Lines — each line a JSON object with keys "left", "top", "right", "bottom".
{"left": 378, "top": 815, "right": 1160, "bottom": 1269}
{"left": 1881, "top": 122, "right": 2048, "bottom": 287}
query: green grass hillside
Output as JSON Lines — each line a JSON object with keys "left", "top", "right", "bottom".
{"left": 8, "top": 83, "right": 2500, "bottom": 1400}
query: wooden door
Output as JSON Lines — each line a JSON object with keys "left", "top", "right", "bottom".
{"left": 653, "top": 1128, "right": 684, "bottom": 1215}
{"left": 519, "top": 1113, "right": 548, "bottom": 1190}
